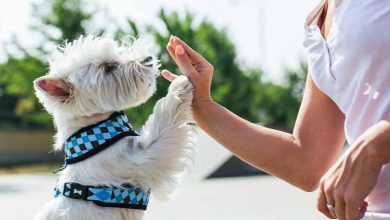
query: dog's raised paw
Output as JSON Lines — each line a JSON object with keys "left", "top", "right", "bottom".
{"left": 168, "top": 76, "right": 194, "bottom": 98}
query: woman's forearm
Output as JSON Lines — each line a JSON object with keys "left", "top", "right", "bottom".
{"left": 165, "top": 36, "right": 346, "bottom": 191}
{"left": 193, "top": 100, "right": 324, "bottom": 191}
{"left": 367, "top": 119, "right": 390, "bottom": 167}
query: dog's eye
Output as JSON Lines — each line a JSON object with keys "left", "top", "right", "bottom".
{"left": 141, "top": 56, "right": 153, "bottom": 67}
{"left": 103, "top": 63, "right": 118, "bottom": 73}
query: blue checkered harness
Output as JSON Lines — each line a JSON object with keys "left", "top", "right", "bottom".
{"left": 64, "top": 111, "right": 139, "bottom": 165}
{"left": 53, "top": 112, "right": 150, "bottom": 210}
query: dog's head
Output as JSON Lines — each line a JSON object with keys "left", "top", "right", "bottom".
{"left": 34, "top": 35, "right": 160, "bottom": 118}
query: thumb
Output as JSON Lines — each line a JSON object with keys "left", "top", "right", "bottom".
{"left": 161, "top": 70, "right": 178, "bottom": 82}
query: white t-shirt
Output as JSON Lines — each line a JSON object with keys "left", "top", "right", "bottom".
{"left": 303, "top": 0, "right": 390, "bottom": 215}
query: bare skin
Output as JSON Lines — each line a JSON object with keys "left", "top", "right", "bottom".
{"left": 161, "top": 1, "right": 390, "bottom": 219}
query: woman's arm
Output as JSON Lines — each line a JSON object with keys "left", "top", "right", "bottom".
{"left": 163, "top": 37, "right": 346, "bottom": 192}
{"left": 317, "top": 119, "right": 390, "bottom": 220}
{"left": 368, "top": 119, "right": 390, "bottom": 165}
{"left": 194, "top": 74, "right": 345, "bottom": 192}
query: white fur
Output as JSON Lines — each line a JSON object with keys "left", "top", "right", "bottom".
{"left": 33, "top": 35, "right": 196, "bottom": 220}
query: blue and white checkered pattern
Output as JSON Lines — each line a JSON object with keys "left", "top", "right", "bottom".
{"left": 52, "top": 112, "right": 149, "bottom": 210}
{"left": 87, "top": 186, "right": 150, "bottom": 205}
{"left": 55, "top": 182, "right": 150, "bottom": 210}
{"left": 64, "top": 112, "right": 138, "bottom": 163}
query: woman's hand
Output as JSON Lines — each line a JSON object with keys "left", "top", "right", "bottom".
{"left": 162, "top": 36, "right": 214, "bottom": 104}
{"left": 317, "top": 120, "right": 390, "bottom": 220}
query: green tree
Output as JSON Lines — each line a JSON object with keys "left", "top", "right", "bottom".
{"left": 0, "top": 0, "right": 306, "bottom": 132}
{"left": 31, "top": 0, "right": 91, "bottom": 45}
{"left": 124, "top": 10, "right": 306, "bottom": 130}
{"left": 0, "top": 55, "right": 48, "bottom": 128}
{"left": 0, "top": 0, "right": 92, "bottom": 129}
{"left": 258, "top": 61, "right": 307, "bottom": 130}
{"left": 123, "top": 10, "right": 264, "bottom": 126}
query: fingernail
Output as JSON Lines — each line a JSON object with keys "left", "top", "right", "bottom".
{"left": 176, "top": 45, "right": 184, "bottom": 55}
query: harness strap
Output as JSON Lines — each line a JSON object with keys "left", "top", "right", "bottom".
{"left": 64, "top": 111, "right": 139, "bottom": 165}
{"left": 54, "top": 111, "right": 139, "bottom": 174}
{"left": 52, "top": 112, "right": 150, "bottom": 210}
{"left": 55, "top": 182, "right": 150, "bottom": 210}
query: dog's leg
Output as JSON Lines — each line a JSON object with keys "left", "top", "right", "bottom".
{"left": 133, "top": 76, "right": 196, "bottom": 199}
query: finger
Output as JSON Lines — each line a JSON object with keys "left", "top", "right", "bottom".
{"left": 358, "top": 203, "right": 368, "bottom": 220}
{"left": 327, "top": 202, "right": 337, "bottom": 219}
{"left": 359, "top": 209, "right": 367, "bottom": 220}
{"left": 169, "top": 35, "right": 177, "bottom": 47}
{"left": 325, "top": 191, "right": 337, "bottom": 219}
{"left": 167, "top": 43, "right": 179, "bottom": 64}
{"left": 161, "top": 70, "right": 178, "bottom": 82}
{"left": 346, "top": 205, "right": 362, "bottom": 220}
{"left": 317, "top": 188, "right": 336, "bottom": 219}
{"left": 346, "top": 199, "right": 365, "bottom": 220}
{"left": 335, "top": 197, "right": 347, "bottom": 220}
{"left": 168, "top": 36, "right": 179, "bottom": 59}
{"left": 170, "top": 37, "right": 196, "bottom": 65}
{"left": 175, "top": 45, "right": 199, "bottom": 78}
{"left": 173, "top": 36, "right": 208, "bottom": 64}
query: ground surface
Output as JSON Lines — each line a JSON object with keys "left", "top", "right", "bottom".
{"left": 0, "top": 174, "right": 326, "bottom": 220}
{"left": 0, "top": 130, "right": 327, "bottom": 219}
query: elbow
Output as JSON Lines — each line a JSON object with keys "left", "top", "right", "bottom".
{"left": 300, "top": 179, "right": 320, "bottom": 192}
{"left": 297, "top": 171, "right": 323, "bottom": 192}
{"left": 294, "top": 151, "right": 331, "bottom": 192}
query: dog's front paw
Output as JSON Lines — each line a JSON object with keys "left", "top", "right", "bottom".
{"left": 168, "top": 76, "right": 194, "bottom": 102}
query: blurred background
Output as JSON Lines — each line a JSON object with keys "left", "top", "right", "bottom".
{"left": 0, "top": 0, "right": 328, "bottom": 219}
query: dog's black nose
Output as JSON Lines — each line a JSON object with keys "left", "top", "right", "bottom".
{"left": 141, "top": 56, "right": 153, "bottom": 64}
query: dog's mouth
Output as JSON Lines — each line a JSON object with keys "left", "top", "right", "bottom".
{"left": 147, "top": 76, "right": 157, "bottom": 88}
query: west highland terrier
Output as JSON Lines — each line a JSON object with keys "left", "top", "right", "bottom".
{"left": 33, "top": 35, "right": 196, "bottom": 220}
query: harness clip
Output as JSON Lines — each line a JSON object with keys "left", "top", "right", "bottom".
{"left": 63, "top": 182, "right": 89, "bottom": 200}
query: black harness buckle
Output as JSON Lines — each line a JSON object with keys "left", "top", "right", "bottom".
{"left": 63, "top": 182, "right": 89, "bottom": 200}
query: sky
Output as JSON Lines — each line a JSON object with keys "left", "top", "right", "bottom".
{"left": 0, "top": 0, "right": 318, "bottom": 82}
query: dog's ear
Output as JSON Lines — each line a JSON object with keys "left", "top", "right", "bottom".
{"left": 34, "top": 76, "right": 74, "bottom": 101}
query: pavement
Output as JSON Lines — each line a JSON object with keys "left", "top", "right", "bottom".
{"left": 0, "top": 130, "right": 328, "bottom": 220}
{"left": 0, "top": 174, "right": 328, "bottom": 220}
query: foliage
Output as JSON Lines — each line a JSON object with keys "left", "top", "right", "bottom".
{"left": 0, "top": 54, "right": 51, "bottom": 128}
{"left": 124, "top": 10, "right": 264, "bottom": 126}
{"left": 259, "top": 61, "right": 307, "bottom": 129}
{"left": 31, "top": 0, "right": 91, "bottom": 45}
{"left": 0, "top": 0, "right": 306, "bottom": 131}
{"left": 0, "top": 0, "right": 91, "bottom": 129}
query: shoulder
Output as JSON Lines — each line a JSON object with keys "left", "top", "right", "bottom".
{"left": 306, "top": 0, "right": 336, "bottom": 38}
{"left": 305, "top": 0, "right": 327, "bottom": 27}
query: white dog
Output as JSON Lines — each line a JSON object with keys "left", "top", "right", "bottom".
{"left": 33, "top": 35, "right": 196, "bottom": 220}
